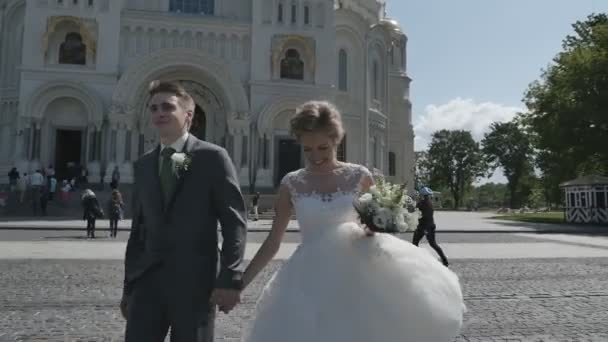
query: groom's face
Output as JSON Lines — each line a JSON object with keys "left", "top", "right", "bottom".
{"left": 149, "top": 92, "right": 193, "bottom": 141}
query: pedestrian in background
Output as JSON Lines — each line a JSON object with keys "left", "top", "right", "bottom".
{"left": 107, "top": 189, "right": 124, "bottom": 238}
{"left": 412, "top": 187, "right": 450, "bottom": 267}
{"left": 252, "top": 192, "right": 260, "bottom": 221}
{"left": 82, "top": 189, "right": 103, "bottom": 239}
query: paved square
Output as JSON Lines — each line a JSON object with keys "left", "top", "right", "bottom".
{"left": 1, "top": 212, "right": 608, "bottom": 341}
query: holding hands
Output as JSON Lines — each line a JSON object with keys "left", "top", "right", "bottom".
{"left": 210, "top": 288, "right": 241, "bottom": 313}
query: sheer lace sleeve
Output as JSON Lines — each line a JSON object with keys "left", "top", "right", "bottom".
{"left": 280, "top": 171, "right": 296, "bottom": 196}
{"left": 356, "top": 165, "right": 373, "bottom": 192}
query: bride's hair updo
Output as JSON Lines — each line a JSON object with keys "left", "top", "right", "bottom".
{"left": 290, "top": 101, "right": 345, "bottom": 144}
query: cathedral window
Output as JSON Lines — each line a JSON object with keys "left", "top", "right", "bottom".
{"left": 277, "top": 3, "right": 284, "bottom": 23}
{"left": 372, "top": 60, "right": 379, "bottom": 99}
{"left": 280, "top": 49, "right": 304, "bottom": 80}
{"left": 291, "top": 3, "right": 297, "bottom": 24}
{"left": 59, "top": 32, "right": 86, "bottom": 65}
{"left": 388, "top": 152, "right": 396, "bottom": 176}
{"left": 304, "top": 6, "right": 310, "bottom": 25}
{"left": 169, "top": 0, "right": 214, "bottom": 15}
{"left": 338, "top": 49, "right": 348, "bottom": 91}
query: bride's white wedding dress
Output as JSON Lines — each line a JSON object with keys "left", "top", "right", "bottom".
{"left": 242, "top": 163, "right": 465, "bottom": 342}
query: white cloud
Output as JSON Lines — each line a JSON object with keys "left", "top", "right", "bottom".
{"left": 413, "top": 97, "right": 523, "bottom": 184}
{"left": 413, "top": 97, "right": 522, "bottom": 150}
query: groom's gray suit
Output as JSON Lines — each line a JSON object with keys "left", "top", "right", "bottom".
{"left": 123, "top": 134, "right": 247, "bottom": 341}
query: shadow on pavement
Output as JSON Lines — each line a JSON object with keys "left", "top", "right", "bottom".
{"left": 486, "top": 218, "right": 608, "bottom": 236}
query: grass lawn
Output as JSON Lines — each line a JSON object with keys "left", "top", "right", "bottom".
{"left": 491, "top": 211, "right": 566, "bottom": 224}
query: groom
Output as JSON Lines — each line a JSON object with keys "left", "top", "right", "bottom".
{"left": 120, "top": 81, "right": 247, "bottom": 341}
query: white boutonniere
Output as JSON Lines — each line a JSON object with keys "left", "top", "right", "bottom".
{"left": 170, "top": 152, "right": 192, "bottom": 177}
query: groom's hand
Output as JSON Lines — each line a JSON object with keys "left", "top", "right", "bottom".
{"left": 210, "top": 289, "right": 240, "bottom": 313}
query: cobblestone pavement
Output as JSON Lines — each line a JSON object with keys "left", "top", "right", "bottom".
{"left": 1, "top": 258, "right": 608, "bottom": 341}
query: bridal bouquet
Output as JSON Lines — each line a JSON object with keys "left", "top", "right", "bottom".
{"left": 354, "top": 177, "right": 419, "bottom": 233}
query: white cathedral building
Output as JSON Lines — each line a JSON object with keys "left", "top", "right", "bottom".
{"left": 0, "top": 0, "right": 414, "bottom": 191}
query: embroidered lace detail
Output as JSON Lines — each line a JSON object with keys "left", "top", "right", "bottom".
{"left": 281, "top": 163, "right": 371, "bottom": 202}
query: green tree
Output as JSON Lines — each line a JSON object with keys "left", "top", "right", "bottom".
{"left": 467, "top": 183, "right": 509, "bottom": 209}
{"left": 523, "top": 13, "right": 608, "bottom": 203}
{"left": 414, "top": 151, "right": 431, "bottom": 189}
{"left": 481, "top": 121, "right": 535, "bottom": 209}
{"left": 426, "top": 130, "right": 486, "bottom": 209}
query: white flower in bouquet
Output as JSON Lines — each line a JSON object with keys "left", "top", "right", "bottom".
{"left": 372, "top": 208, "right": 393, "bottom": 229}
{"left": 369, "top": 186, "right": 381, "bottom": 198}
{"left": 394, "top": 211, "right": 408, "bottom": 232}
{"left": 359, "top": 193, "right": 373, "bottom": 204}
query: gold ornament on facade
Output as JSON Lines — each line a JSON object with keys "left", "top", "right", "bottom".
{"left": 41, "top": 16, "right": 97, "bottom": 58}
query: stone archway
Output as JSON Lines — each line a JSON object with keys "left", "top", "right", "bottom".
{"left": 136, "top": 78, "right": 227, "bottom": 152}
{"left": 43, "top": 97, "right": 89, "bottom": 182}
{"left": 191, "top": 104, "right": 206, "bottom": 141}
{"left": 254, "top": 97, "right": 308, "bottom": 188}
{"left": 111, "top": 48, "right": 249, "bottom": 153}
{"left": 19, "top": 81, "right": 104, "bottom": 175}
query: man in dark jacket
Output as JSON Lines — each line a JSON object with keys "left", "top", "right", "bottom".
{"left": 412, "top": 187, "right": 449, "bottom": 267}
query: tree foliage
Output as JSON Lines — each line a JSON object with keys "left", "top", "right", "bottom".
{"left": 523, "top": 13, "right": 608, "bottom": 204}
{"left": 426, "top": 130, "right": 486, "bottom": 209}
{"left": 414, "top": 151, "right": 431, "bottom": 190}
{"left": 481, "top": 120, "right": 535, "bottom": 208}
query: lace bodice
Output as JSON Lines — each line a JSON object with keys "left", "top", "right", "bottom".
{"left": 281, "top": 163, "right": 372, "bottom": 243}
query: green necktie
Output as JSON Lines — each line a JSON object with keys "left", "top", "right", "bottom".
{"left": 160, "top": 147, "right": 176, "bottom": 205}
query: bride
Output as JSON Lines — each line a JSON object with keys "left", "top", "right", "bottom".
{"left": 240, "top": 101, "right": 465, "bottom": 342}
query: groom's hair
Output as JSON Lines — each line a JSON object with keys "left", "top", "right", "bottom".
{"left": 148, "top": 80, "right": 195, "bottom": 113}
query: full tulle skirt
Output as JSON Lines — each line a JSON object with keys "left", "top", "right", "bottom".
{"left": 242, "top": 222, "right": 466, "bottom": 342}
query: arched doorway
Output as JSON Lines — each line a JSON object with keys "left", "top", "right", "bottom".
{"left": 139, "top": 80, "right": 223, "bottom": 152}
{"left": 272, "top": 109, "right": 302, "bottom": 186}
{"left": 44, "top": 97, "right": 89, "bottom": 182}
{"left": 190, "top": 104, "right": 206, "bottom": 141}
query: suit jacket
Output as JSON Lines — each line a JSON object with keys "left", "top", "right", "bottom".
{"left": 123, "top": 135, "right": 247, "bottom": 297}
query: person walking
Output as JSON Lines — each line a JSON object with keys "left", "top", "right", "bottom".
{"left": 82, "top": 189, "right": 102, "bottom": 239}
{"left": 252, "top": 192, "right": 260, "bottom": 221}
{"left": 412, "top": 187, "right": 450, "bottom": 267}
{"left": 106, "top": 189, "right": 124, "bottom": 238}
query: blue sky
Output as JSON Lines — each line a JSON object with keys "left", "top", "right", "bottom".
{"left": 387, "top": 0, "right": 608, "bottom": 182}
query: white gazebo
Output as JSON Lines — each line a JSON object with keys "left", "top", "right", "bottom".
{"left": 560, "top": 175, "right": 608, "bottom": 225}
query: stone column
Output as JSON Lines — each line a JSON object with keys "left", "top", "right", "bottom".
{"left": 14, "top": 126, "right": 25, "bottom": 161}
{"left": 240, "top": 133, "right": 249, "bottom": 169}
{"left": 116, "top": 125, "right": 127, "bottom": 165}
{"left": 379, "top": 139, "right": 385, "bottom": 175}
{"left": 86, "top": 124, "right": 102, "bottom": 183}
{"left": 230, "top": 126, "right": 251, "bottom": 186}
{"left": 15, "top": 118, "right": 32, "bottom": 173}
{"left": 33, "top": 121, "right": 42, "bottom": 160}
{"left": 228, "top": 112, "right": 251, "bottom": 187}
{"left": 233, "top": 132, "right": 243, "bottom": 170}
{"left": 120, "top": 123, "right": 134, "bottom": 184}
{"left": 0, "top": 125, "right": 7, "bottom": 160}
{"left": 29, "top": 121, "right": 42, "bottom": 171}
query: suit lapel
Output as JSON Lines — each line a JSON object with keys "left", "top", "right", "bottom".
{"left": 141, "top": 145, "right": 165, "bottom": 213}
{"left": 164, "top": 135, "right": 196, "bottom": 215}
